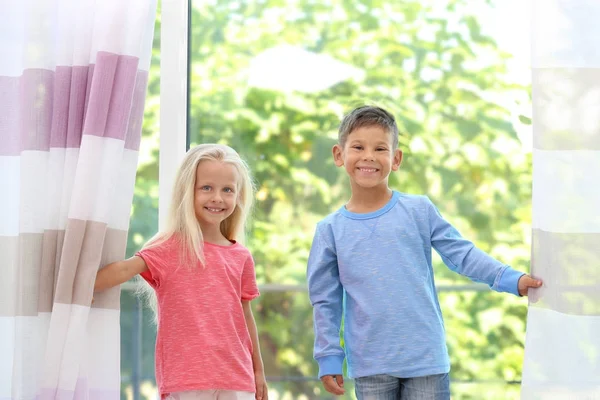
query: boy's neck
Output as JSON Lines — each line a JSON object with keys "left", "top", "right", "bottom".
{"left": 346, "top": 185, "right": 393, "bottom": 213}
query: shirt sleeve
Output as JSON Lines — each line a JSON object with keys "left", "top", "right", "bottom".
{"left": 136, "top": 242, "right": 171, "bottom": 290}
{"left": 241, "top": 253, "right": 260, "bottom": 301}
{"left": 426, "top": 197, "right": 524, "bottom": 296}
{"left": 306, "top": 223, "right": 345, "bottom": 378}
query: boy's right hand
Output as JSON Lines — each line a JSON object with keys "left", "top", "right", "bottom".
{"left": 321, "top": 375, "right": 345, "bottom": 396}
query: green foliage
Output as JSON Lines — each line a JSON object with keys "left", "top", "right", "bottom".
{"left": 122, "top": 0, "right": 532, "bottom": 399}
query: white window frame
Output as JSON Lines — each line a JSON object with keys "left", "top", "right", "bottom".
{"left": 159, "top": 0, "right": 189, "bottom": 230}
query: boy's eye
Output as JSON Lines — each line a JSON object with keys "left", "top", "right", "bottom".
{"left": 377, "top": 148, "right": 388, "bottom": 151}
{"left": 352, "top": 146, "right": 363, "bottom": 150}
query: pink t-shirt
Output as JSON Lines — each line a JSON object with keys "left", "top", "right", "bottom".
{"left": 136, "top": 237, "right": 260, "bottom": 398}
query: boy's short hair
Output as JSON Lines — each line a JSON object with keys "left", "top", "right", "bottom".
{"left": 338, "top": 106, "right": 399, "bottom": 148}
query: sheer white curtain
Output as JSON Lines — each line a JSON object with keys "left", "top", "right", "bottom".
{"left": 0, "top": 1, "right": 156, "bottom": 399}
{"left": 522, "top": 0, "right": 600, "bottom": 398}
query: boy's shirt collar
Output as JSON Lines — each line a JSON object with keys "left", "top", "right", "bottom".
{"left": 338, "top": 190, "right": 400, "bottom": 220}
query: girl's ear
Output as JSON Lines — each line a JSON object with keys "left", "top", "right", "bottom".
{"left": 391, "top": 149, "right": 403, "bottom": 171}
{"left": 332, "top": 144, "right": 344, "bottom": 167}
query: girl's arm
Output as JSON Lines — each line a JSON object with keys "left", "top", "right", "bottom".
{"left": 242, "top": 300, "right": 268, "bottom": 400}
{"left": 94, "top": 256, "right": 148, "bottom": 292}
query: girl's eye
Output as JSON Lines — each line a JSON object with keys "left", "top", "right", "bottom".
{"left": 224, "top": 187, "right": 234, "bottom": 193}
{"left": 201, "top": 185, "right": 211, "bottom": 191}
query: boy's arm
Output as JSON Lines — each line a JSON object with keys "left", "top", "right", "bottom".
{"left": 307, "top": 225, "right": 345, "bottom": 378}
{"left": 426, "top": 198, "right": 539, "bottom": 296}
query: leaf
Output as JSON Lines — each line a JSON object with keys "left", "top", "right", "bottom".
{"left": 518, "top": 115, "right": 532, "bottom": 125}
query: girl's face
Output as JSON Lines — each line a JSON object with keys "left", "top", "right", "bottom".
{"left": 193, "top": 160, "right": 239, "bottom": 231}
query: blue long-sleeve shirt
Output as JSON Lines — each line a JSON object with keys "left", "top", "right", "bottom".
{"left": 306, "top": 191, "right": 524, "bottom": 379}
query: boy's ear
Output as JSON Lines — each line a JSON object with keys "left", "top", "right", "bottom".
{"left": 332, "top": 144, "right": 344, "bottom": 167}
{"left": 391, "top": 149, "right": 403, "bottom": 171}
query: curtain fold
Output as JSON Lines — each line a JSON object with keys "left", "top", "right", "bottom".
{"left": 522, "top": 0, "right": 600, "bottom": 398}
{"left": 0, "top": 1, "right": 157, "bottom": 398}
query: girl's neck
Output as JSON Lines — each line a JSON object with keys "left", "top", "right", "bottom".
{"left": 199, "top": 224, "right": 231, "bottom": 246}
{"left": 346, "top": 184, "right": 393, "bottom": 213}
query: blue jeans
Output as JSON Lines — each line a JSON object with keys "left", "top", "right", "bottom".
{"left": 354, "top": 373, "right": 450, "bottom": 400}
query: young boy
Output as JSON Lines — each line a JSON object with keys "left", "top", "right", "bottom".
{"left": 306, "top": 106, "right": 542, "bottom": 400}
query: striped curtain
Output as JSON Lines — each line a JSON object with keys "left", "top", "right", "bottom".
{"left": 0, "top": 1, "right": 156, "bottom": 399}
{"left": 522, "top": 0, "right": 600, "bottom": 398}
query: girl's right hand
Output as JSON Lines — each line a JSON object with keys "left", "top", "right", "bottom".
{"left": 254, "top": 371, "right": 268, "bottom": 400}
{"left": 94, "top": 256, "right": 148, "bottom": 292}
{"left": 321, "top": 375, "right": 345, "bottom": 396}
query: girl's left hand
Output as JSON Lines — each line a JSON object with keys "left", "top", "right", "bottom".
{"left": 518, "top": 274, "right": 543, "bottom": 296}
{"left": 255, "top": 371, "right": 268, "bottom": 400}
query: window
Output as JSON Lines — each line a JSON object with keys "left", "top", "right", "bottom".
{"left": 121, "top": 0, "right": 532, "bottom": 399}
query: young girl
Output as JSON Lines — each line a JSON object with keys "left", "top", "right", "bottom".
{"left": 94, "top": 144, "right": 268, "bottom": 400}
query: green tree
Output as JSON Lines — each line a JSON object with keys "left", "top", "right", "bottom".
{"left": 124, "top": 0, "right": 532, "bottom": 399}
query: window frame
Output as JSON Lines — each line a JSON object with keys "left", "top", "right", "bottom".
{"left": 159, "top": 0, "right": 189, "bottom": 231}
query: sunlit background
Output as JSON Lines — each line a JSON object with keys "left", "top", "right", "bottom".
{"left": 120, "top": 0, "right": 533, "bottom": 399}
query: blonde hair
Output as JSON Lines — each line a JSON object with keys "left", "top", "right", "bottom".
{"left": 137, "top": 144, "right": 255, "bottom": 318}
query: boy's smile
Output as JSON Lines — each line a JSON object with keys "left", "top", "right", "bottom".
{"left": 333, "top": 125, "right": 402, "bottom": 190}
{"left": 356, "top": 166, "right": 379, "bottom": 175}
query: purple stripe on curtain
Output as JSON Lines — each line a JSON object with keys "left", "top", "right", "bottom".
{"left": 83, "top": 51, "right": 140, "bottom": 141}
{"left": 84, "top": 64, "right": 94, "bottom": 130}
{"left": 124, "top": 70, "right": 149, "bottom": 151}
{"left": 49, "top": 67, "right": 72, "bottom": 148}
{"left": 0, "top": 63, "right": 147, "bottom": 156}
{"left": 20, "top": 69, "right": 53, "bottom": 152}
{"left": 50, "top": 66, "right": 92, "bottom": 149}
{"left": 82, "top": 54, "right": 117, "bottom": 137}
{"left": 0, "top": 76, "right": 20, "bottom": 155}
{"left": 104, "top": 55, "right": 140, "bottom": 141}
{"left": 67, "top": 67, "right": 90, "bottom": 148}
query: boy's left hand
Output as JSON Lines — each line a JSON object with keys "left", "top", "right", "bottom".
{"left": 255, "top": 371, "right": 268, "bottom": 400}
{"left": 518, "top": 274, "right": 543, "bottom": 296}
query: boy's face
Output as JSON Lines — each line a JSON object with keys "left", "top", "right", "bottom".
{"left": 332, "top": 125, "right": 402, "bottom": 190}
